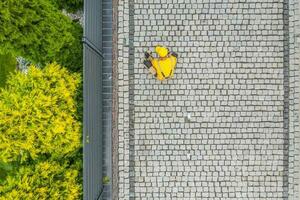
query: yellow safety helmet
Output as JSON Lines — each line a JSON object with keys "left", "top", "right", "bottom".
{"left": 155, "top": 45, "right": 169, "bottom": 58}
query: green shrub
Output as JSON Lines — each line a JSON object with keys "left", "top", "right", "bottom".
{"left": 0, "top": 0, "right": 83, "bottom": 72}
{"left": 0, "top": 54, "right": 16, "bottom": 88}
{"left": 0, "top": 63, "right": 82, "bottom": 199}
{"left": 51, "top": 0, "right": 83, "bottom": 12}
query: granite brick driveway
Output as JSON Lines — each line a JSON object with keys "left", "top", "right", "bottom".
{"left": 112, "top": 0, "right": 300, "bottom": 199}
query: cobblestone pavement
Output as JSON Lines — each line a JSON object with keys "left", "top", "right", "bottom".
{"left": 114, "top": 0, "right": 300, "bottom": 199}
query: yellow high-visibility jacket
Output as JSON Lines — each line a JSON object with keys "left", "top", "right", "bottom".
{"left": 150, "top": 55, "right": 177, "bottom": 81}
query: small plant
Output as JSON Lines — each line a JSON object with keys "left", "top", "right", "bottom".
{"left": 102, "top": 176, "right": 110, "bottom": 185}
{"left": 96, "top": 176, "right": 111, "bottom": 200}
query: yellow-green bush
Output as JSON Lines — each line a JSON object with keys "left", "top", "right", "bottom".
{"left": 0, "top": 63, "right": 82, "bottom": 199}
{"left": 0, "top": 160, "right": 81, "bottom": 200}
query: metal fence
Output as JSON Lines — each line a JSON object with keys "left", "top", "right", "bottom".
{"left": 83, "top": 0, "right": 103, "bottom": 199}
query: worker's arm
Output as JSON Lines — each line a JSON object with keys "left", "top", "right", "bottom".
{"left": 169, "top": 53, "right": 178, "bottom": 71}
{"left": 149, "top": 67, "right": 157, "bottom": 76}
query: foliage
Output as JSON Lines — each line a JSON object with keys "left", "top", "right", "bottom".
{"left": 0, "top": 64, "right": 81, "bottom": 163}
{"left": 51, "top": 0, "right": 83, "bottom": 12}
{"left": 0, "top": 0, "right": 83, "bottom": 72}
{"left": 0, "top": 64, "right": 82, "bottom": 198}
{"left": 0, "top": 160, "right": 81, "bottom": 200}
{"left": 0, "top": 54, "right": 16, "bottom": 88}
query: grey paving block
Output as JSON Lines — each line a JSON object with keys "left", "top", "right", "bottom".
{"left": 114, "top": 0, "right": 300, "bottom": 199}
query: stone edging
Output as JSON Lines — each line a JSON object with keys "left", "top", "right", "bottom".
{"left": 288, "top": 0, "right": 300, "bottom": 199}
{"left": 113, "top": 0, "right": 131, "bottom": 199}
{"left": 112, "top": 0, "right": 119, "bottom": 199}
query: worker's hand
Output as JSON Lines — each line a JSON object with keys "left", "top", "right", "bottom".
{"left": 149, "top": 67, "right": 156, "bottom": 75}
{"left": 170, "top": 51, "right": 178, "bottom": 58}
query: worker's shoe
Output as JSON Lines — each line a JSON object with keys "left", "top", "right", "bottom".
{"left": 144, "top": 51, "right": 152, "bottom": 59}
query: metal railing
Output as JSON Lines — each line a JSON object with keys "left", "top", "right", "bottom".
{"left": 83, "top": 0, "right": 103, "bottom": 199}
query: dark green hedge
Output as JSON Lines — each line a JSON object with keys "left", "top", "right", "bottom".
{"left": 0, "top": 0, "right": 83, "bottom": 72}
{"left": 0, "top": 54, "right": 16, "bottom": 88}
{"left": 51, "top": 0, "right": 83, "bottom": 12}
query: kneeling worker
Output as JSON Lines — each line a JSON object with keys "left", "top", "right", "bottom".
{"left": 143, "top": 45, "right": 178, "bottom": 81}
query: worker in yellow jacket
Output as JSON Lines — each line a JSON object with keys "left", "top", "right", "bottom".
{"left": 143, "top": 45, "right": 178, "bottom": 81}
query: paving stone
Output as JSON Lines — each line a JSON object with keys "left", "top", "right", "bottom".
{"left": 115, "top": 0, "right": 300, "bottom": 199}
